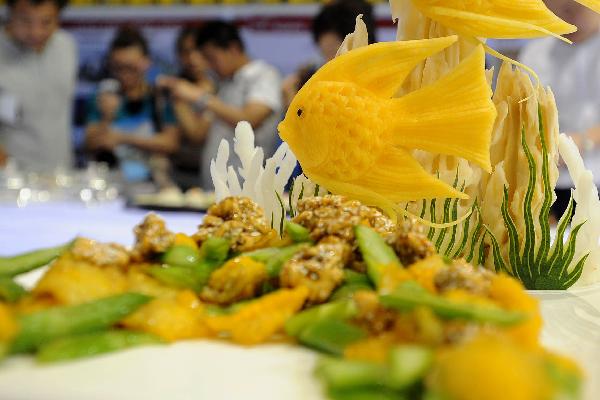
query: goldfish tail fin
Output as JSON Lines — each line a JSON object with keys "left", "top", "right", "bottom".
{"left": 391, "top": 45, "right": 496, "bottom": 172}
{"left": 309, "top": 36, "right": 458, "bottom": 98}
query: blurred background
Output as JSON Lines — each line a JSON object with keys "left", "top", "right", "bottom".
{"left": 0, "top": 0, "right": 597, "bottom": 220}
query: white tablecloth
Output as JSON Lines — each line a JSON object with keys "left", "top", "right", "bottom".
{"left": 0, "top": 200, "right": 202, "bottom": 255}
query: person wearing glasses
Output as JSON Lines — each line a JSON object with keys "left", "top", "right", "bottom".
{"left": 84, "top": 27, "right": 179, "bottom": 184}
{"left": 0, "top": 0, "right": 76, "bottom": 170}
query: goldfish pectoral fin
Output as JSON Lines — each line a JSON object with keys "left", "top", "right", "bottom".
{"left": 391, "top": 45, "right": 495, "bottom": 172}
{"left": 573, "top": 0, "right": 600, "bottom": 14}
{"left": 308, "top": 36, "right": 458, "bottom": 98}
{"left": 305, "top": 173, "right": 399, "bottom": 218}
{"left": 415, "top": 3, "right": 576, "bottom": 39}
{"left": 303, "top": 147, "right": 468, "bottom": 219}
{"left": 349, "top": 147, "right": 468, "bottom": 202}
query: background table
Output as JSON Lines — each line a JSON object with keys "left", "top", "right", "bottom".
{"left": 0, "top": 200, "right": 202, "bottom": 255}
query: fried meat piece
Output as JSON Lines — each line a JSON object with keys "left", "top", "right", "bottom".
{"left": 131, "top": 213, "right": 175, "bottom": 262}
{"left": 70, "top": 237, "right": 130, "bottom": 268}
{"left": 279, "top": 237, "right": 349, "bottom": 304}
{"left": 386, "top": 219, "right": 436, "bottom": 266}
{"left": 194, "top": 197, "right": 275, "bottom": 252}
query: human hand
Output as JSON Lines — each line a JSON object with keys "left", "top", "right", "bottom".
{"left": 282, "top": 73, "right": 300, "bottom": 106}
{"left": 97, "top": 92, "right": 121, "bottom": 122}
{"left": 86, "top": 125, "right": 122, "bottom": 151}
{"left": 157, "top": 75, "right": 205, "bottom": 103}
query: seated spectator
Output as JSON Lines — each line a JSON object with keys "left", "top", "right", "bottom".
{"left": 164, "top": 26, "right": 215, "bottom": 190}
{"left": 0, "top": 0, "right": 76, "bottom": 170}
{"left": 282, "top": 0, "right": 377, "bottom": 107}
{"left": 519, "top": 0, "right": 600, "bottom": 218}
{"left": 160, "top": 21, "right": 282, "bottom": 189}
{"left": 85, "top": 27, "right": 179, "bottom": 184}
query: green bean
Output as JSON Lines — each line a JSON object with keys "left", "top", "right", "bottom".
{"left": 243, "top": 244, "right": 309, "bottom": 278}
{"left": 284, "top": 221, "right": 312, "bottom": 243}
{"left": 330, "top": 283, "right": 374, "bottom": 301}
{"left": 355, "top": 226, "right": 402, "bottom": 289}
{"left": 0, "top": 242, "right": 72, "bottom": 278}
{"left": 380, "top": 281, "right": 526, "bottom": 326}
{"left": 327, "top": 388, "right": 405, "bottom": 400}
{"left": 285, "top": 299, "right": 357, "bottom": 337}
{"left": 148, "top": 265, "right": 208, "bottom": 292}
{"left": 298, "top": 319, "right": 366, "bottom": 356}
{"left": 198, "top": 237, "right": 230, "bottom": 268}
{"left": 316, "top": 357, "right": 387, "bottom": 390}
{"left": 387, "top": 345, "right": 433, "bottom": 390}
{"left": 36, "top": 330, "right": 163, "bottom": 363}
{"left": 11, "top": 293, "right": 151, "bottom": 353}
{"left": 0, "top": 278, "right": 26, "bottom": 303}
{"left": 343, "top": 270, "right": 372, "bottom": 286}
{"left": 161, "top": 245, "right": 200, "bottom": 269}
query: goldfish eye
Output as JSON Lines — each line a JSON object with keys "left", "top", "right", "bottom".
{"left": 296, "top": 108, "right": 303, "bottom": 117}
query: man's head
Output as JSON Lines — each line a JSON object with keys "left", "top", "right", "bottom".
{"left": 176, "top": 26, "right": 209, "bottom": 82}
{"left": 312, "top": 0, "right": 377, "bottom": 62}
{"left": 108, "top": 27, "right": 151, "bottom": 92}
{"left": 196, "top": 21, "right": 246, "bottom": 79}
{"left": 6, "top": 0, "right": 67, "bottom": 52}
{"left": 545, "top": 0, "right": 600, "bottom": 42}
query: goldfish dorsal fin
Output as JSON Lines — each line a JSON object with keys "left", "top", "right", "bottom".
{"left": 308, "top": 36, "right": 458, "bottom": 98}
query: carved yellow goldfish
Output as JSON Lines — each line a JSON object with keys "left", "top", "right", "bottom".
{"left": 278, "top": 36, "right": 497, "bottom": 217}
{"left": 391, "top": 0, "right": 600, "bottom": 42}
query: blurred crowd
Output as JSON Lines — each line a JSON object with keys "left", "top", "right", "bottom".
{"left": 0, "top": 0, "right": 599, "bottom": 200}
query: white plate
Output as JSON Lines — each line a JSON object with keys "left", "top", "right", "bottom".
{"left": 0, "top": 285, "right": 597, "bottom": 400}
{"left": 531, "top": 284, "right": 600, "bottom": 400}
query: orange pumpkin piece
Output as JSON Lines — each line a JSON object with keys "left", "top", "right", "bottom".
{"left": 122, "top": 290, "right": 211, "bottom": 342}
{"left": 206, "top": 286, "right": 309, "bottom": 345}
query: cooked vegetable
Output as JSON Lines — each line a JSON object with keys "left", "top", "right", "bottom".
{"left": 0, "top": 278, "right": 26, "bottom": 303}
{"left": 330, "top": 283, "right": 374, "bottom": 301}
{"left": 387, "top": 345, "right": 433, "bottom": 390}
{"left": 197, "top": 237, "right": 230, "bottom": 268}
{"left": 11, "top": 293, "right": 151, "bottom": 353}
{"left": 355, "top": 225, "right": 402, "bottom": 289}
{"left": 205, "top": 287, "right": 308, "bottom": 345}
{"left": 317, "top": 345, "right": 432, "bottom": 397}
{"left": 0, "top": 242, "right": 72, "bottom": 278}
{"left": 380, "top": 281, "right": 526, "bottom": 326}
{"left": 152, "top": 238, "right": 232, "bottom": 292}
{"left": 148, "top": 266, "right": 206, "bottom": 292}
{"left": 298, "top": 319, "right": 366, "bottom": 356}
{"left": 285, "top": 299, "right": 358, "bottom": 337}
{"left": 37, "top": 330, "right": 163, "bottom": 363}
{"left": 161, "top": 245, "right": 200, "bottom": 269}
{"left": 244, "top": 244, "right": 310, "bottom": 278}
{"left": 316, "top": 357, "right": 387, "bottom": 390}
{"left": 284, "top": 221, "right": 312, "bottom": 243}
{"left": 327, "top": 388, "right": 404, "bottom": 400}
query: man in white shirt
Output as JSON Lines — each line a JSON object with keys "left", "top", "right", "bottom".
{"left": 0, "top": 0, "right": 77, "bottom": 170}
{"left": 519, "top": 0, "right": 600, "bottom": 216}
{"left": 161, "top": 21, "right": 282, "bottom": 189}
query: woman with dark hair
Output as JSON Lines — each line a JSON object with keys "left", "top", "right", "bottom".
{"left": 166, "top": 26, "right": 214, "bottom": 190}
{"left": 282, "top": 0, "right": 377, "bottom": 107}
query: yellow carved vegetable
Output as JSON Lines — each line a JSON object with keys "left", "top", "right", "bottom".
{"left": 279, "top": 37, "right": 496, "bottom": 217}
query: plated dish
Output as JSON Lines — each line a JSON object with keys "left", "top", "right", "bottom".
{"left": 0, "top": 195, "right": 586, "bottom": 400}
{"left": 3, "top": 1, "right": 600, "bottom": 399}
